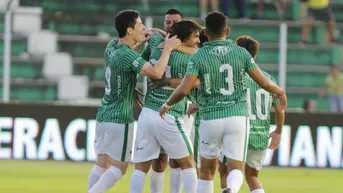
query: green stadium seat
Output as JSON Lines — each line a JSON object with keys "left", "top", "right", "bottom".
{"left": 0, "top": 39, "right": 27, "bottom": 55}
{"left": 0, "top": 80, "right": 57, "bottom": 101}
{"left": 256, "top": 44, "right": 341, "bottom": 65}
{"left": 0, "top": 59, "right": 42, "bottom": 79}
{"left": 58, "top": 40, "right": 107, "bottom": 57}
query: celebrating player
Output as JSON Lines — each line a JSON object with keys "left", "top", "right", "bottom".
{"left": 87, "top": 10, "right": 180, "bottom": 193}
{"left": 141, "top": 9, "right": 198, "bottom": 193}
{"left": 218, "top": 35, "right": 285, "bottom": 193}
{"left": 130, "top": 20, "right": 202, "bottom": 193}
{"left": 160, "top": 12, "right": 287, "bottom": 193}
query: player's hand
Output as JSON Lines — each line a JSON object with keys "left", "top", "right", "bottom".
{"left": 149, "top": 79, "right": 169, "bottom": 88}
{"left": 164, "top": 33, "right": 181, "bottom": 50}
{"left": 159, "top": 102, "right": 172, "bottom": 119}
{"left": 187, "top": 104, "right": 198, "bottom": 118}
{"left": 142, "top": 29, "right": 154, "bottom": 42}
{"left": 134, "top": 88, "right": 144, "bottom": 110}
{"left": 273, "top": 92, "right": 287, "bottom": 110}
{"left": 150, "top": 28, "right": 167, "bottom": 37}
{"left": 268, "top": 130, "right": 281, "bottom": 150}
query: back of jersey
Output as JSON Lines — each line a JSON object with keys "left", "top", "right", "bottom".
{"left": 246, "top": 71, "right": 278, "bottom": 150}
{"left": 187, "top": 40, "right": 258, "bottom": 120}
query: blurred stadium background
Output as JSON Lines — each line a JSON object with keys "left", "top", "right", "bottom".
{"left": 0, "top": 0, "right": 343, "bottom": 192}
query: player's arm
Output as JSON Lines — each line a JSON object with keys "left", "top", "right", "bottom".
{"left": 140, "top": 35, "right": 181, "bottom": 79}
{"left": 165, "top": 75, "right": 198, "bottom": 106}
{"left": 268, "top": 102, "right": 285, "bottom": 149}
{"left": 149, "top": 78, "right": 200, "bottom": 88}
{"left": 273, "top": 103, "right": 285, "bottom": 134}
{"left": 245, "top": 55, "right": 287, "bottom": 109}
{"left": 133, "top": 30, "right": 153, "bottom": 52}
{"left": 150, "top": 28, "right": 167, "bottom": 37}
{"left": 164, "top": 57, "right": 200, "bottom": 107}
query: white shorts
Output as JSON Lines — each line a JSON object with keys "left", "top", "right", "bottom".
{"left": 182, "top": 114, "right": 194, "bottom": 135}
{"left": 219, "top": 150, "right": 267, "bottom": 171}
{"left": 94, "top": 121, "right": 134, "bottom": 162}
{"left": 199, "top": 116, "right": 250, "bottom": 162}
{"left": 133, "top": 108, "right": 193, "bottom": 162}
{"left": 191, "top": 119, "right": 200, "bottom": 168}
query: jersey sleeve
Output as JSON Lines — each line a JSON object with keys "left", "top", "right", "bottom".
{"left": 141, "top": 33, "right": 162, "bottom": 61}
{"left": 141, "top": 43, "right": 151, "bottom": 61}
{"left": 244, "top": 50, "right": 259, "bottom": 72}
{"left": 186, "top": 55, "right": 201, "bottom": 76}
{"left": 123, "top": 50, "right": 147, "bottom": 73}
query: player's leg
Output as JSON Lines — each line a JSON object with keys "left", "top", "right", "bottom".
{"left": 169, "top": 158, "right": 183, "bottom": 193}
{"left": 130, "top": 108, "right": 162, "bottom": 193}
{"left": 157, "top": 115, "right": 198, "bottom": 193}
{"left": 197, "top": 119, "right": 223, "bottom": 193}
{"left": 222, "top": 116, "right": 250, "bottom": 193}
{"left": 87, "top": 122, "right": 110, "bottom": 190}
{"left": 218, "top": 153, "right": 228, "bottom": 191}
{"left": 245, "top": 150, "right": 268, "bottom": 193}
{"left": 150, "top": 152, "right": 168, "bottom": 193}
{"left": 88, "top": 122, "right": 134, "bottom": 193}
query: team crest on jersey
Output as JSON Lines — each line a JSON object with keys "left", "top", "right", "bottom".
{"left": 209, "top": 46, "right": 231, "bottom": 56}
{"left": 106, "top": 47, "right": 116, "bottom": 57}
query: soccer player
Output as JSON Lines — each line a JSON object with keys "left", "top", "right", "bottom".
{"left": 141, "top": 9, "right": 198, "bottom": 193}
{"left": 159, "top": 12, "right": 287, "bottom": 193}
{"left": 130, "top": 20, "right": 202, "bottom": 193}
{"left": 87, "top": 10, "right": 181, "bottom": 193}
{"left": 218, "top": 35, "right": 285, "bottom": 193}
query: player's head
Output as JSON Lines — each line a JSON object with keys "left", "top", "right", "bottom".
{"left": 164, "top": 9, "right": 184, "bottom": 32}
{"left": 235, "top": 35, "right": 260, "bottom": 59}
{"left": 204, "top": 12, "right": 229, "bottom": 40}
{"left": 115, "top": 10, "right": 145, "bottom": 42}
{"left": 197, "top": 27, "right": 208, "bottom": 48}
{"left": 330, "top": 65, "right": 340, "bottom": 76}
{"left": 169, "top": 20, "right": 201, "bottom": 47}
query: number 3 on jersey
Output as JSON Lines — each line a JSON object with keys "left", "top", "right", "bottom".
{"left": 105, "top": 67, "right": 111, "bottom": 95}
{"left": 220, "top": 64, "right": 234, "bottom": 95}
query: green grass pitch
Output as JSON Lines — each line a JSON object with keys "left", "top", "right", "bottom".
{"left": 0, "top": 160, "right": 342, "bottom": 193}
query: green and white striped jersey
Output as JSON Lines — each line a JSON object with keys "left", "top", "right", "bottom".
{"left": 96, "top": 39, "right": 146, "bottom": 124}
{"left": 186, "top": 40, "right": 258, "bottom": 120}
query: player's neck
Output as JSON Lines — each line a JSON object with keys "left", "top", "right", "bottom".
{"left": 208, "top": 36, "right": 226, "bottom": 41}
{"left": 118, "top": 37, "right": 136, "bottom": 49}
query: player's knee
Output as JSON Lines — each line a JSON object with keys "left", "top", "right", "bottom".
{"left": 95, "top": 154, "right": 111, "bottom": 169}
{"left": 111, "top": 160, "right": 129, "bottom": 175}
{"left": 176, "top": 155, "right": 195, "bottom": 170}
{"left": 152, "top": 154, "right": 168, "bottom": 172}
{"left": 169, "top": 159, "right": 179, "bottom": 169}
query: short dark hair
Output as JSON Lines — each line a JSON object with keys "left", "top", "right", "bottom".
{"left": 205, "top": 12, "right": 227, "bottom": 38}
{"left": 115, "top": 10, "right": 140, "bottom": 38}
{"left": 198, "top": 28, "right": 208, "bottom": 47}
{"left": 169, "top": 20, "right": 201, "bottom": 42}
{"left": 165, "top": 9, "right": 183, "bottom": 18}
{"left": 235, "top": 35, "right": 260, "bottom": 58}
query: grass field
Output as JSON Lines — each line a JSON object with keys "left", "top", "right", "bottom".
{"left": 0, "top": 160, "right": 342, "bottom": 193}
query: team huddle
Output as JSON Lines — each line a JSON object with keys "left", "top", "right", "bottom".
{"left": 87, "top": 9, "right": 287, "bottom": 193}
